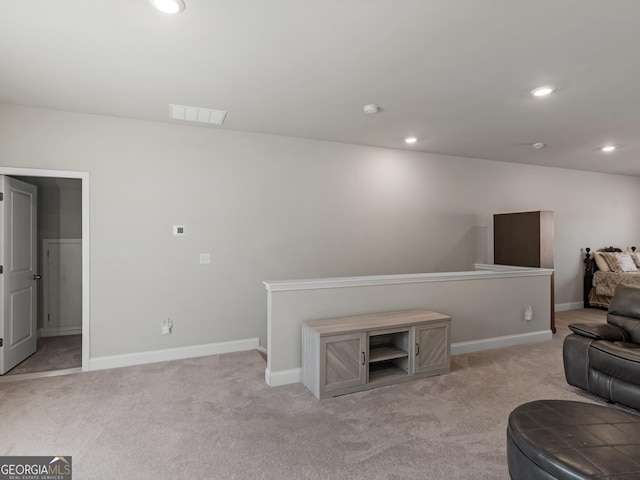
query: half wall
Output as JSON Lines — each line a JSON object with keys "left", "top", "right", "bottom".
{"left": 264, "top": 264, "right": 553, "bottom": 386}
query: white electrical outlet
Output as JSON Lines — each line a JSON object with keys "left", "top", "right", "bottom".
{"left": 524, "top": 306, "right": 534, "bottom": 321}
{"left": 162, "top": 318, "right": 172, "bottom": 335}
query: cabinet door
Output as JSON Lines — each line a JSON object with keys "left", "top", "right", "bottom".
{"left": 320, "top": 332, "right": 366, "bottom": 394}
{"left": 414, "top": 321, "right": 450, "bottom": 375}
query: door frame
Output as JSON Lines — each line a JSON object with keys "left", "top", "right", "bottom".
{"left": 0, "top": 167, "right": 90, "bottom": 371}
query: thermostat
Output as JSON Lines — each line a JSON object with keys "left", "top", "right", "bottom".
{"left": 173, "top": 225, "right": 187, "bottom": 236}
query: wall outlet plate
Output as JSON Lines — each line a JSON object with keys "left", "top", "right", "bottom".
{"left": 524, "top": 306, "right": 534, "bottom": 321}
{"left": 162, "top": 318, "right": 172, "bottom": 334}
{"left": 173, "top": 225, "right": 187, "bottom": 236}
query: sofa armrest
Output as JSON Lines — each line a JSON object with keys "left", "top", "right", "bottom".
{"left": 568, "top": 323, "right": 629, "bottom": 342}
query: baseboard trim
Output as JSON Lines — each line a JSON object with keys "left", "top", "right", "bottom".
{"left": 89, "top": 338, "right": 260, "bottom": 371}
{"left": 450, "top": 330, "right": 552, "bottom": 356}
{"left": 0, "top": 367, "right": 82, "bottom": 384}
{"left": 555, "top": 302, "right": 584, "bottom": 312}
{"left": 265, "top": 367, "right": 301, "bottom": 386}
{"left": 40, "top": 327, "right": 83, "bottom": 337}
{"left": 265, "top": 330, "right": 553, "bottom": 387}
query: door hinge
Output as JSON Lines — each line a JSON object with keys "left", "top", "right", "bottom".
{"left": 0, "top": 265, "right": 3, "bottom": 274}
{"left": 0, "top": 192, "right": 3, "bottom": 201}
{"left": 0, "top": 338, "right": 3, "bottom": 347}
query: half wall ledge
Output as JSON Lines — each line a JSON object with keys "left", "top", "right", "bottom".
{"left": 264, "top": 265, "right": 554, "bottom": 387}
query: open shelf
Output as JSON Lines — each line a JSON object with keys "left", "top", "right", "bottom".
{"left": 369, "top": 330, "right": 409, "bottom": 365}
{"left": 369, "top": 344, "right": 408, "bottom": 363}
{"left": 368, "top": 361, "right": 409, "bottom": 383}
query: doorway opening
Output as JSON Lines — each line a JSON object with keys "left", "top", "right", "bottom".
{"left": 0, "top": 168, "right": 89, "bottom": 378}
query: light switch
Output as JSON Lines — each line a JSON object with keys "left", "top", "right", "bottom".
{"left": 199, "top": 253, "right": 211, "bottom": 264}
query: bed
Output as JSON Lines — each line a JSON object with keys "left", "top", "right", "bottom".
{"left": 584, "top": 246, "right": 640, "bottom": 308}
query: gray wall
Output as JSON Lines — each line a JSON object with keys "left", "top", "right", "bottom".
{"left": 13, "top": 176, "right": 82, "bottom": 239}
{"left": 1, "top": 103, "right": 639, "bottom": 359}
{"left": 37, "top": 179, "right": 83, "bottom": 240}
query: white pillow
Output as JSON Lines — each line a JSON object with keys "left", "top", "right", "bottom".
{"left": 615, "top": 252, "right": 638, "bottom": 272}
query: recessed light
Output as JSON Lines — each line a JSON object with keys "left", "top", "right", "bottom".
{"left": 363, "top": 104, "right": 379, "bottom": 114}
{"left": 532, "top": 142, "right": 545, "bottom": 149}
{"left": 149, "top": 0, "right": 185, "bottom": 14}
{"left": 404, "top": 137, "right": 417, "bottom": 144}
{"left": 600, "top": 145, "right": 617, "bottom": 153}
{"left": 531, "top": 86, "right": 555, "bottom": 97}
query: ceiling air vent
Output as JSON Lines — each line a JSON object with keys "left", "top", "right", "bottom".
{"left": 169, "top": 104, "right": 227, "bottom": 125}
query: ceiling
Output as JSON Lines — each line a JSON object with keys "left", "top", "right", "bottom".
{"left": 2, "top": 0, "right": 639, "bottom": 176}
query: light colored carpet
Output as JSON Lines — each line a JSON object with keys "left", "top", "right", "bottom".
{"left": 5, "top": 335, "right": 82, "bottom": 376}
{"left": 0, "top": 309, "right": 614, "bottom": 479}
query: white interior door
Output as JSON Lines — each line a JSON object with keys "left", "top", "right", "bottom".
{"left": 42, "top": 239, "right": 82, "bottom": 337}
{"left": 0, "top": 175, "right": 38, "bottom": 374}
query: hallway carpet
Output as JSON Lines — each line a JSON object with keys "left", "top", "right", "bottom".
{"left": 5, "top": 335, "right": 81, "bottom": 376}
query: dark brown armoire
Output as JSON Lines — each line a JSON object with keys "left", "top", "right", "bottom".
{"left": 493, "top": 211, "right": 555, "bottom": 332}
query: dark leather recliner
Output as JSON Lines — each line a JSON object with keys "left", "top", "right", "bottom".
{"left": 563, "top": 284, "right": 640, "bottom": 410}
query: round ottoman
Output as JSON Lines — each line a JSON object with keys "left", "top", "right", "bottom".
{"left": 507, "top": 400, "right": 640, "bottom": 479}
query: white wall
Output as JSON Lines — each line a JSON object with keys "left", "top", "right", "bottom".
{"left": 1, "top": 103, "right": 639, "bottom": 360}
